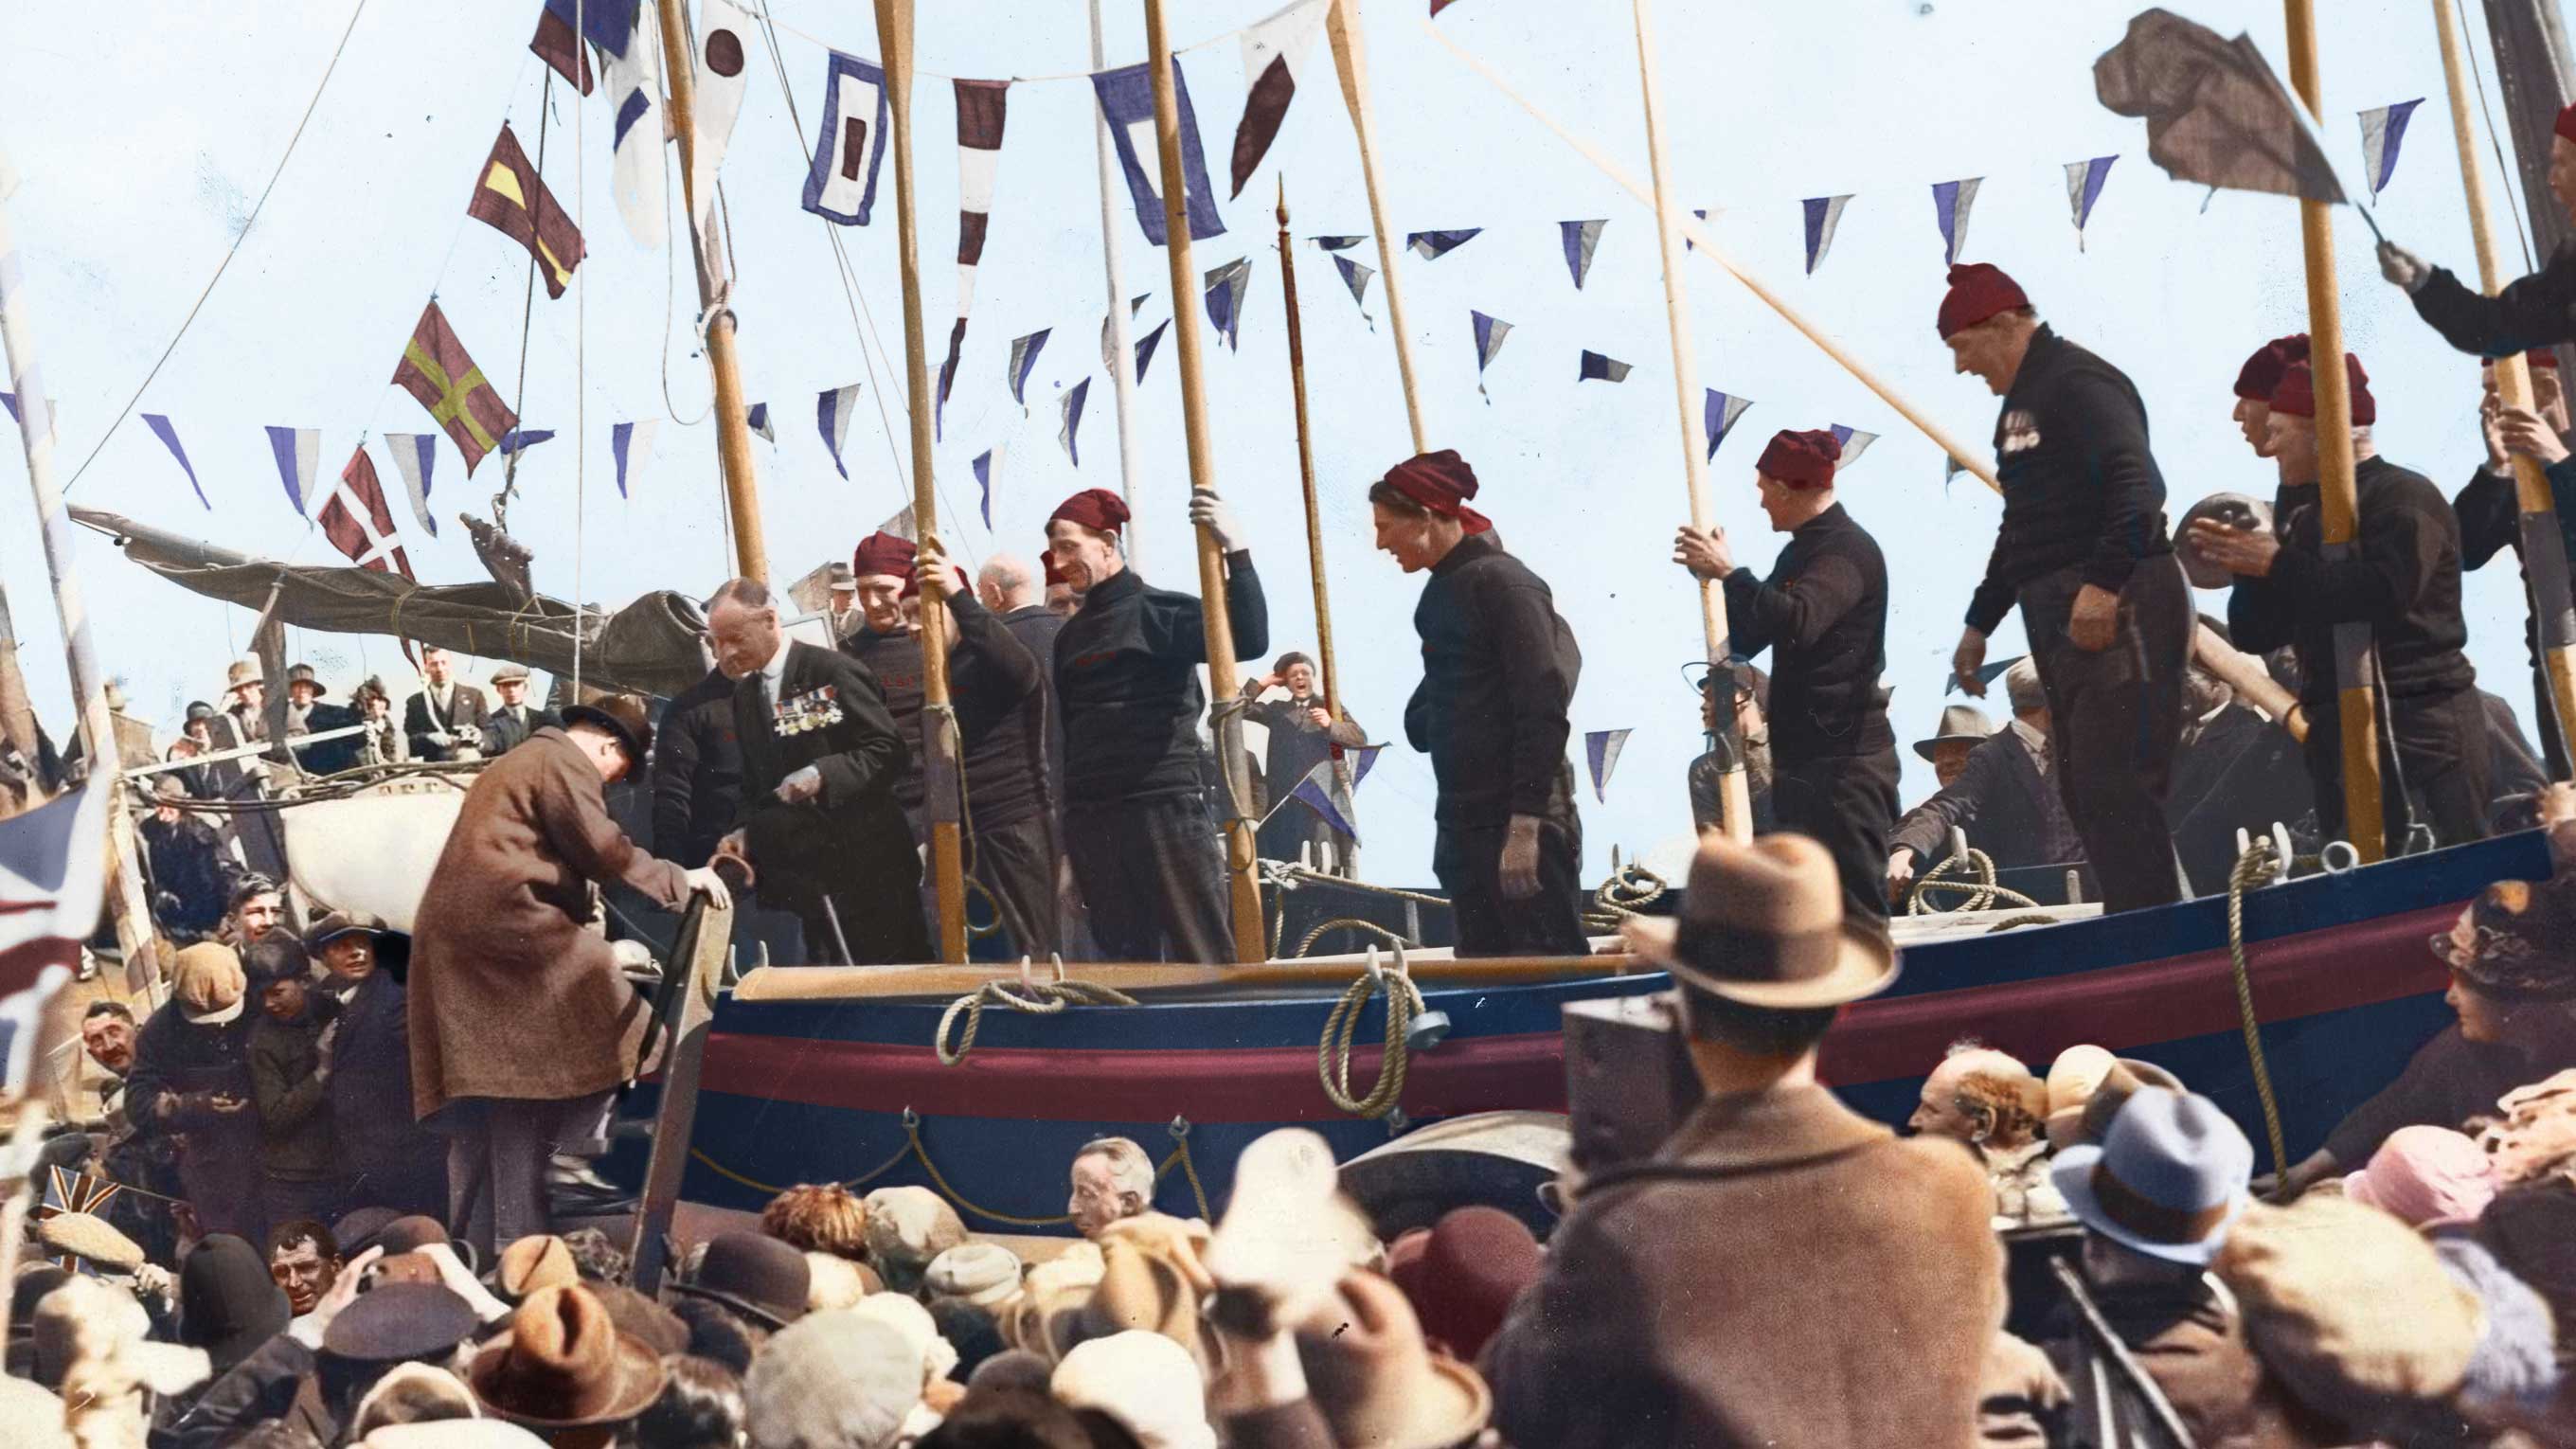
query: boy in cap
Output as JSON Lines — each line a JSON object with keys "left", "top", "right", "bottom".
{"left": 1941, "top": 262, "right": 2191, "bottom": 913}
{"left": 1372, "top": 451, "right": 1585, "bottom": 957}
{"left": 246, "top": 935, "right": 342, "bottom": 1226}
{"left": 2193, "top": 354, "right": 2489, "bottom": 850}
{"left": 126, "top": 941, "right": 267, "bottom": 1243}
{"left": 1674, "top": 427, "right": 1898, "bottom": 936}
{"left": 477, "top": 664, "right": 555, "bottom": 757}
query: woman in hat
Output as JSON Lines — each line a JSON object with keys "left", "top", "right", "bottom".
{"left": 354, "top": 677, "right": 409, "bottom": 767}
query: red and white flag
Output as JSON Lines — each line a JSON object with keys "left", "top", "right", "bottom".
{"left": 936, "top": 80, "right": 1011, "bottom": 440}
{"left": 0, "top": 775, "right": 109, "bottom": 1094}
{"left": 320, "top": 445, "right": 417, "bottom": 579}
{"left": 1229, "top": 0, "right": 1327, "bottom": 200}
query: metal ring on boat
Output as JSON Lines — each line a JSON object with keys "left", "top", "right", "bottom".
{"left": 2317, "top": 840, "right": 2360, "bottom": 874}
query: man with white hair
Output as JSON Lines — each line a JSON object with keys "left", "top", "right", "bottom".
{"left": 1887, "top": 657, "right": 2088, "bottom": 902}
{"left": 1909, "top": 1040, "right": 2062, "bottom": 1225}
{"left": 1068, "top": 1136, "right": 1156, "bottom": 1239}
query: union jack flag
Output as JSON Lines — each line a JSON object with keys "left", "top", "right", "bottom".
{"left": 0, "top": 775, "right": 107, "bottom": 1098}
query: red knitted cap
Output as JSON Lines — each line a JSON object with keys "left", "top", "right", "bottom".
{"left": 2234, "top": 333, "right": 2311, "bottom": 402}
{"left": 1936, "top": 262, "right": 2030, "bottom": 339}
{"left": 1755, "top": 428, "right": 1841, "bottom": 490}
{"left": 1048, "top": 488, "right": 1130, "bottom": 535}
{"left": 851, "top": 530, "right": 917, "bottom": 581}
{"left": 2269, "top": 354, "right": 2376, "bottom": 426}
{"left": 1378, "top": 450, "right": 1492, "bottom": 534}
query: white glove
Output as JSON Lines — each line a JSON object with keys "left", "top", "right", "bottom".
{"left": 1189, "top": 490, "right": 1243, "bottom": 552}
{"left": 777, "top": 765, "right": 823, "bottom": 803}
{"left": 425, "top": 729, "right": 454, "bottom": 748}
{"left": 2377, "top": 241, "right": 2432, "bottom": 294}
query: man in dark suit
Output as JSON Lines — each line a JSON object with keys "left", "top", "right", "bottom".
{"left": 707, "top": 577, "right": 928, "bottom": 964}
{"left": 478, "top": 663, "right": 555, "bottom": 757}
{"left": 1887, "top": 656, "right": 2086, "bottom": 901}
{"left": 403, "top": 647, "right": 490, "bottom": 761}
{"left": 280, "top": 664, "right": 364, "bottom": 775}
{"left": 652, "top": 664, "right": 745, "bottom": 870}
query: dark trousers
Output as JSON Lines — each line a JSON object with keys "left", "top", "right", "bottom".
{"left": 1433, "top": 816, "right": 1588, "bottom": 958}
{"left": 972, "top": 813, "right": 1062, "bottom": 957}
{"left": 439, "top": 1091, "right": 612, "bottom": 1262}
{"left": 2023, "top": 558, "right": 2191, "bottom": 914}
{"left": 1771, "top": 747, "right": 1901, "bottom": 940}
{"left": 796, "top": 883, "right": 933, "bottom": 966}
{"left": 2304, "top": 685, "right": 2492, "bottom": 851}
{"left": 1065, "top": 795, "right": 1233, "bottom": 963}
{"left": 260, "top": 1172, "right": 338, "bottom": 1231}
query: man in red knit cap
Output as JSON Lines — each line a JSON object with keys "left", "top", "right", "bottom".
{"left": 1673, "top": 427, "right": 1896, "bottom": 938}
{"left": 1940, "top": 261, "right": 2191, "bottom": 913}
{"left": 2381, "top": 102, "right": 2576, "bottom": 356}
{"left": 2192, "top": 355, "right": 2490, "bottom": 850}
{"left": 1044, "top": 485, "right": 1266, "bottom": 962}
{"left": 2230, "top": 334, "right": 2309, "bottom": 459}
{"left": 844, "top": 529, "right": 931, "bottom": 832}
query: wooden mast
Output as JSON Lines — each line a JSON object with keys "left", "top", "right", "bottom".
{"left": 657, "top": 0, "right": 769, "bottom": 582}
{"left": 1630, "top": 0, "right": 1750, "bottom": 842}
{"left": 1324, "top": 0, "right": 1428, "bottom": 454}
{"left": 2433, "top": 0, "right": 2576, "bottom": 778}
{"left": 2283, "top": 0, "right": 2389, "bottom": 859}
{"left": 1274, "top": 180, "right": 1345, "bottom": 730}
{"left": 1141, "top": 0, "right": 1265, "bottom": 963}
{"left": 871, "top": 0, "right": 970, "bottom": 962}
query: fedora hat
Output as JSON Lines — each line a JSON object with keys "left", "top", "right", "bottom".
{"left": 667, "top": 1231, "right": 810, "bottom": 1330}
{"left": 1297, "top": 1273, "right": 1491, "bottom": 1449}
{"left": 562, "top": 694, "right": 653, "bottom": 762}
{"left": 224, "top": 659, "right": 263, "bottom": 695}
{"left": 283, "top": 664, "right": 329, "bottom": 697}
{"left": 1620, "top": 832, "right": 1898, "bottom": 1009}
{"left": 2051, "top": 1086, "right": 2252, "bottom": 1267}
{"left": 469, "top": 1284, "right": 667, "bottom": 1430}
{"left": 1912, "top": 703, "right": 1995, "bottom": 762}
{"left": 496, "top": 1236, "right": 579, "bottom": 1303}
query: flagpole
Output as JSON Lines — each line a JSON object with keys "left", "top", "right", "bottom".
{"left": 2283, "top": 0, "right": 2389, "bottom": 860}
{"left": 1630, "top": 0, "right": 1751, "bottom": 843}
{"left": 873, "top": 0, "right": 971, "bottom": 963}
{"left": 1088, "top": 0, "right": 1148, "bottom": 573}
{"left": 657, "top": 0, "right": 770, "bottom": 583}
{"left": 1274, "top": 180, "right": 1344, "bottom": 728}
{"left": 2434, "top": 0, "right": 2576, "bottom": 779}
{"left": 1143, "top": 0, "right": 1267, "bottom": 964}
{"left": 1325, "top": 0, "right": 1428, "bottom": 454}
{"left": 0, "top": 164, "right": 160, "bottom": 990}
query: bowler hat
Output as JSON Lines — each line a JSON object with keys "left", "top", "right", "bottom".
{"left": 224, "top": 659, "right": 262, "bottom": 695}
{"left": 1912, "top": 703, "right": 1995, "bottom": 762}
{"left": 310, "top": 908, "right": 389, "bottom": 948}
{"left": 178, "top": 1234, "right": 292, "bottom": 1375}
{"left": 666, "top": 1231, "right": 810, "bottom": 1330}
{"left": 470, "top": 1284, "right": 668, "bottom": 1430}
{"left": 283, "top": 664, "right": 330, "bottom": 697}
{"left": 2052, "top": 1086, "right": 2252, "bottom": 1266}
{"left": 324, "top": 1281, "right": 480, "bottom": 1363}
{"left": 1384, "top": 1207, "right": 1541, "bottom": 1362}
{"left": 1621, "top": 832, "right": 1899, "bottom": 1009}
{"left": 562, "top": 694, "right": 653, "bottom": 762}
{"left": 185, "top": 701, "right": 217, "bottom": 724}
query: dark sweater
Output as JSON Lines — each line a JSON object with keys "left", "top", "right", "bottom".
{"left": 2454, "top": 453, "right": 2576, "bottom": 675}
{"left": 944, "top": 593, "right": 1049, "bottom": 831}
{"left": 843, "top": 623, "right": 929, "bottom": 814}
{"left": 651, "top": 668, "right": 745, "bottom": 868}
{"left": 1053, "top": 556, "right": 1269, "bottom": 808}
{"left": 1404, "top": 532, "right": 1582, "bottom": 829}
{"left": 2323, "top": 1018, "right": 2576, "bottom": 1168}
{"left": 1967, "top": 326, "right": 2174, "bottom": 634}
{"left": 248, "top": 994, "right": 339, "bottom": 1182}
{"left": 1721, "top": 503, "right": 1892, "bottom": 761}
{"left": 999, "top": 604, "right": 1068, "bottom": 814}
{"left": 2411, "top": 240, "right": 2576, "bottom": 357}
{"left": 2229, "top": 458, "right": 2478, "bottom": 705}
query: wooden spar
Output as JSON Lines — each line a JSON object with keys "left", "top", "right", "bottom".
{"left": 1141, "top": 0, "right": 1265, "bottom": 963}
{"left": 2434, "top": 0, "right": 2576, "bottom": 778}
{"left": 872, "top": 0, "right": 970, "bottom": 962}
{"left": 626, "top": 893, "right": 731, "bottom": 1295}
{"left": 1420, "top": 21, "right": 2004, "bottom": 495}
{"left": 2283, "top": 0, "right": 2388, "bottom": 860}
{"left": 1086, "top": 0, "right": 1148, "bottom": 571}
{"left": 2194, "top": 622, "right": 2309, "bottom": 742}
{"left": 657, "top": 0, "right": 769, "bottom": 583}
{"left": 1275, "top": 181, "right": 1347, "bottom": 732}
{"left": 1324, "top": 0, "right": 1428, "bottom": 454}
{"left": 735, "top": 953, "right": 1650, "bottom": 1002}
{"left": 1630, "top": 0, "right": 1750, "bottom": 843}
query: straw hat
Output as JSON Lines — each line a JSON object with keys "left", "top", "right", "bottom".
{"left": 1620, "top": 832, "right": 1898, "bottom": 1009}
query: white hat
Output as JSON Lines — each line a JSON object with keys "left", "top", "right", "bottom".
{"left": 849, "top": 1291, "right": 958, "bottom": 1386}
{"left": 1051, "top": 1332, "right": 1217, "bottom": 1449}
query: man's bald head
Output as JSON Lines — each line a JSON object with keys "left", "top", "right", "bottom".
{"left": 707, "top": 578, "right": 782, "bottom": 681}
{"left": 978, "top": 554, "right": 1041, "bottom": 613}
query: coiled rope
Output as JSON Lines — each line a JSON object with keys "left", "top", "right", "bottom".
{"left": 1904, "top": 846, "right": 2042, "bottom": 916}
{"left": 1318, "top": 949, "right": 1424, "bottom": 1119}
{"left": 935, "top": 961, "right": 1140, "bottom": 1066}
{"left": 1582, "top": 863, "right": 1669, "bottom": 934}
{"left": 2227, "top": 839, "right": 2291, "bottom": 1176}
{"left": 688, "top": 1110, "right": 1209, "bottom": 1225}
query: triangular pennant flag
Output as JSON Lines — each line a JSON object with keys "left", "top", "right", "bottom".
{"left": 1134, "top": 317, "right": 1172, "bottom": 385}
{"left": 1008, "top": 329, "right": 1051, "bottom": 408}
{"left": 2064, "top": 155, "right": 2117, "bottom": 250}
{"left": 1585, "top": 727, "right": 1633, "bottom": 802}
{"left": 319, "top": 444, "right": 416, "bottom": 579}
{"left": 938, "top": 78, "right": 1011, "bottom": 442}
{"left": 0, "top": 393, "right": 58, "bottom": 440}
{"left": 2358, "top": 98, "right": 2424, "bottom": 200}
{"left": 265, "top": 426, "right": 319, "bottom": 517}
{"left": 1932, "top": 177, "right": 1981, "bottom": 265}
{"left": 1312, "top": 234, "right": 1366, "bottom": 251}
{"left": 1406, "top": 228, "right": 1481, "bottom": 260}
{"left": 688, "top": 0, "right": 756, "bottom": 233}
{"left": 391, "top": 301, "right": 517, "bottom": 474}
{"left": 1802, "top": 194, "right": 1852, "bottom": 275}
{"left": 1559, "top": 219, "right": 1606, "bottom": 289}
{"left": 384, "top": 433, "right": 438, "bottom": 536}
{"left": 1098, "top": 294, "right": 1153, "bottom": 372}
{"left": 1093, "top": 59, "right": 1227, "bottom": 245}
{"left": 1287, "top": 750, "right": 1375, "bottom": 843}
{"left": 1702, "top": 390, "right": 1754, "bottom": 462}
{"left": 603, "top": 4, "right": 666, "bottom": 248}
{"left": 745, "top": 402, "right": 774, "bottom": 443}
{"left": 1946, "top": 653, "right": 2022, "bottom": 697}
{"left": 1685, "top": 206, "right": 1708, "bottom": 251}
{"left": 468, "top": 124, "right": 585, "bottom": 300}
{"left": 1579, "top": 349, "right": 1632, "bottom": 383}
{"left": 1059, "top": 378, "right": 1091, "bottom": 466}
{"left": 1204, "top": 256, "right": 1252, "bottom": 351}
{"left": 611, "top": 419, "right": 659, "bottom": 498}
{"left": 804, "top": 51, "right": 891, "bottom": 225}
{"left": 1471, "top": 310, "right": 1512, "bottom": 398}
{"left": 877, "top": 503, "right": 919, "bottom": 541}
{"left": 816, "top": 383, "right": 862, "bottom": 481}
{"left": 1830, "top": 425, "right": 1878, "bottom": 466}
{"left": 139, "top": 414, "right": 208, "bottom": 510}
{"left": 1333, "top": 254, "right": 1375, "bottom": 316}
{"left": 972, "top": 445, "right": 1004, "bottom": 528}
{"left": 495, "top": 428, "right": 555, "bottom": 456}
{"left": 1943, "top": 454, "right": 1969, "bottom": 492}
{"left": 1230, "top": 0, "right": 1328, "bottom": 198}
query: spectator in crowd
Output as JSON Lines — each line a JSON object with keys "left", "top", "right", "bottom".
{"left": 630, "top": 1353, "right": 750, "bottom": 1449}
{"left": 1069, "top": 1137, "right": 1156, "bottom": 1241}
{"left": 478, "top": 663, "right": 554, "bottom": 757}
{"left": 222, "top": 874, "right": 288, "bottom": 951}
{"left": 352, "top": 676, "right": 406, "bottom": 766}
{"left": 1241, "top": 652, "right": 1368, "bottom": 874}
{"left": 1887, "top": 656, "right": 2087, "bottom": 902}
{"left": 825, "top": 561, "right": 863, "bottom": 642}
{"left": 1688, "top": 660, "right": 1773, "bottom": 837}
{"left": 175, "top": 1233, "right": 291, "bottom": 1381}
{"left": 280, "top": 664, "right": 364, "bottom": 776}
{"left": 1915, "top": 702, "right": 1995, "bottom": 790}
{"left": 264, "top": 1219, "right": 341, "bottom": 1319}
{"left": 141, "top": 776, "right": 231, "bottom": 940}
{"left": 2163, "top": 633, "right": 2314, "bottom": 893}
{"left": 1908, "top": 1042, "right": 2064, "bottom": 1225}
{"left": 915, "top": 541, "right": 1061, "bottom": 958}
{"left": 245, "top": 935, "right": 340, "bottom": 1227}
{"left": 403, "top": 647, "right": 488, "bottom": 761}
{"left": 124, "top": 941, "right": 266, "bottom": 1243}
{"left": 309, "top": 910, "right": 446, "bottom": 1219}
{"left": 59, "top": 998, "right": 136, "bottom": 1130}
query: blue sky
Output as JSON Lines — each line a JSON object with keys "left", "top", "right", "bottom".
{"left": 0, "top": 0, "right": 2563, "bottom": 887}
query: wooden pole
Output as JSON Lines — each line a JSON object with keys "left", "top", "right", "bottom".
{"left": 1086, "top": 0, "right": 1148, "bottom": 572}
{"left": 657, "top": 0, "right": 769, "bottom": 583}
{"left": 872, "top": 0, "right": 969, "bottom": 962}
{"left": 1275, "top": 180, "right": 1344, "bottom": 723}
{"left": 0, "top": 584, "right": 41, "bottom": 804}
{"left": 627, "top": 894, "right": 731, "bottom": 1295}
{"left": 1421, "top": 21, "right": 2003, "bottom": 494}
{"left": 2194, "top": 622, "right": 2308, "bottom": 742}
{"left": 1630, "top": 0, "right": 1750, "bottom": 842}
{"left": 2435, "top": 0, "right": 2576, "bottom": 779}
{"left": 1324, "top": 0, "right": 1428, "bottom": 455}
{"left": 2283, "top": 0, "right": 2388, "bottom": 860}
{"left": 1141, "top": 0, "right": 1266, "bottom": 964}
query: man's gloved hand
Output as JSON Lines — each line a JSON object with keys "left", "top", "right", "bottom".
{"left": 2377, "top": 241, "right": 2432, "bottom": 294}
{"left": 1189, "top": 490, "right": 1243, "bottom": 551}
{"left": 777, "top": 765, "right": 823, "bottom": 804}
{"left": 425, "top": 729, "right": 454, "bottom": 750}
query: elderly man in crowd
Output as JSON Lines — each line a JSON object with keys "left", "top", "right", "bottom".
{"left": 1067, "top": 1136, "right": 1156, "bottom": 1240}
{"left": 1910, "top": 1041, "right": 2062, "bottom": 1225}
{"left": 1915, "top": 702, "right": 1994, "bottom": 791}
{"left": 1486, "top": 832, "right": 2000, "bottom": 1445}
{"left": 410, "top": 694, "right": 728, "bottom": 1256}
{"left": 402, "top": 647, "right": 488, "bottom": 761}
{"left": 1887, "top": 657, "right": 2086, "bottom": 903}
